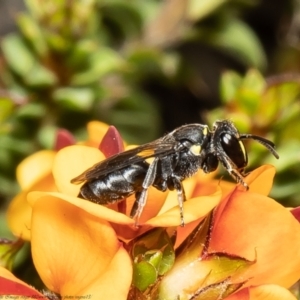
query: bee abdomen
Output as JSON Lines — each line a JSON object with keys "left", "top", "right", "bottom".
{"left": 78, "top": 162, "right": 148, "bottom": 205}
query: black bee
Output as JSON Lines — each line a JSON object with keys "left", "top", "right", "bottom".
{"left": 71, "top": 120, "right": 279, "bottom": 226}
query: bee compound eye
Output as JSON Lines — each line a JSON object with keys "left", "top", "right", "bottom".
{"left": 220, "top": 133, "right": 247, "bottom": 169}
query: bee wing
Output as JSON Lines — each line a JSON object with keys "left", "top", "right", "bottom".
{"left": 71, "top": 138, "right": 176, "bottom": 184}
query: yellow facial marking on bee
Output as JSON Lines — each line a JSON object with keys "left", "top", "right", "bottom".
{"left": 190, "top": 144, "right": 202, "bottom": 155}
{"left": 239, "top": 140, "right": 247, "bottom": 160}
{"left": 203, "top": 127, "right": 208, "bottom": 136}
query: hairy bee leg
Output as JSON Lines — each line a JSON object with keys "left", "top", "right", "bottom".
{"left": 217, "top": 154, "right": 249, "bottom": 189}
{"left": 130, "top": 190, "right": 148, "bottom": 227}
{"left": 130, "top": 157, "right": 159, "bottom": 226}
{"left": 228, "top": 168, "right": 248, "bottom": 190}
{"left": 172, "top": 176, "right": 186, "bottom": 227}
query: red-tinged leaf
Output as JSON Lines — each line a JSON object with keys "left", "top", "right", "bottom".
{"left": 0, "top": 277, "right": 45, "bottom": 298}
{"left": 55, "top": 129, "right": 76, "bottom": 151}
{"left": 118, "top": 200, "right": 127, "bottom": 215}
{"left": 290, "top": 207, "right": 300, "bottom": 223}
{"left": 99, "top": 126, "right": 124, "bottom": 158}
{"left": 226, "top": 288, "right": 250, "bottom": 300}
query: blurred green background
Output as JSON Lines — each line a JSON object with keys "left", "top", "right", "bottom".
{"left": 1, "top": 0, "right": 300, "bottom": 218}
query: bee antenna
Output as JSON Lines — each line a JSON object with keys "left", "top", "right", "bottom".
{"left": 240, "top": 134, "right": 279, "bottom": 159}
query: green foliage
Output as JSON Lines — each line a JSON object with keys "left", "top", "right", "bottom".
{"left": 131, "top": 228, "right": 175, "bottom": 296}
{"left": 0, "top": 238, "right": 24, "bottom": 270}
{"left": 207, "top": 69, "right": 300, "bottom": 205}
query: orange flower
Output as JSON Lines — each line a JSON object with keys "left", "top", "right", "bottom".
{"left": 6, "top": 150, "right": 57, "bottom": 240}
{"left": 157, "top": 166, "right": 300, "bottom": 300}
{"left": 1, "top": 196, "right": 131, "bottom": 299}
{"left": 29, "top": 196, "right": 132, "bottom": 299}
{"left": 6, "top": 121, "right": 109, "bottom": 240}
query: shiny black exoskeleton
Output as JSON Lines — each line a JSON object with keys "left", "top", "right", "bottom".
{"left": 71, "top": 120, "right": 279, "bottom": 226}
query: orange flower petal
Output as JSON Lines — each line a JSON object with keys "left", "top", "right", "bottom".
{"left": 243, "top": 165, "right": 276, "bottom": 195}
{"left": 80, "top": 246, "right": 132, "bottom": 300}
{"left": 125, "top": 188, "right": 169, "bottom": 224}
{"left": 7, "top": 191, "right": 32, "bottom": 240}
{"left": 146, "top": 189, "right": 222, "bottom": 227}
{"left": 159, "top": 176, "right": 199, "bottom": 215}
{"left": 226, "top": 285, "right": 297, "bottom": 300}
{"left": 16, "top": 150, "right": 55, "bottom": 190}
{"left": 31, "top": 196, "right": 132, "bottom": 297}
{"left": 7, "top": 173, "right": 56, "bottom": 240}
{"left": 85, "top": 121, "right": 110, "bottom": 147}
{"left": 52, "top": 145, "right": 105, "bottom": 196}
{"left": 249, "top": 284, "right": 297, "bottom": 300}
{"left": 192, "top": 178, "right": 233, "bottom": 198}
{"left": 0, "top": 266, "right": 46, "bottom": 299}
{"left": 209, "top": 190, "right": 300, "bottom": 288}
{"left": 28, "top": 191, "right": 135, "bottom": 225}
{"left": 213, "top": 165, "right": 275, "bottom": 228}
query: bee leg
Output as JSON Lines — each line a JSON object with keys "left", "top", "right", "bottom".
{"left": 229, "top": 168, "right": 248, "bottom": 190}
{"left": 130, "top": 157, "right": 159, "bottom": 226}
{"left": 130, "top": 190, "right": 148, "bottom": 227}
{"left": 171, "top": 176, "right": 186, "bottom": 227}
{"left": 218, "top": 155, "right": 248, "bottom": 189}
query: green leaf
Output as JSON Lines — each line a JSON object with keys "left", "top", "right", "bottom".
{"left": 144, "top": 250, "right": 163, "bottom": 271}
{"left": 53, "top": 87, "right": 95, "bottom": 111}
{"left": 187, "top": 0, "right": 227, "bottom": 21}
{"left": 17, "top": 13, "right": 48, "bottom": 57}
{"left": 133, "top": 261, "right": 157, "bottom": 292}
{"left": 0, "top": 98, "right": 14, "bottom": 123}
{"left": 261, "top": 81, "right": 300, "bottom": 126}
{"left": 271, "top": 177, "right": 300, "bottom": 200}
{"left": 100, "top": 1, "right": 143, "bottom": 38}
{"left": 1, "top": 34, "right": 35, "bottom": 76}
{"left": 71, "top": 48, "right": 126, "bottom": 85}
{"left": 267, "top": 141, "right": 300, "bottom": 173}
{"left": 1, "top": 34, "right": 57, "bottom": 86}
{"left": 240, "top": 69, "right": 265, "bottom": 94}
{"left": 220, "top": 70, "right": 243, "bottom": 103}
{"left": 204, "top": 19, "right": 267, "bottom": 70}
{"left": 25, "top": 0, "right": 43, "bottom": 19}
{"left": 132, "top": 228, "right": 175, "bottom": 280}
{"left": 37, "top": 125, "right": 58, "bottom": 149}
{"left": 24, "top": 63, "right": 57, "bottom": 87}
{"left": 127, "top": 48, "right": 164, "bottom": 80}
{"left": 0, "top": 135, "right": 34, "bottom": 155}
{"left": 0, "top": 239, "right": 24, "bottom": 270}
{"left": 68, "top": 40, "right": 99, "bottom": 67}
{"left": 188, "top": 279, "right": 244, "bottom": 300}
{"left": 16, "top": 103, "right": 46, "bottom": 119}
{"left": 236, "top": 69, "right": 265, "bottom": 114}
{"left": 45, "top": 32, "right": 71, "bottom": 53}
